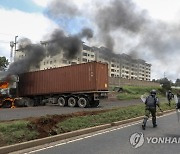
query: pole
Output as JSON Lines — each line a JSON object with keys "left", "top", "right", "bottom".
{"left": 10, "top": 41, "right": 14, "bottom": 63}
{"left": 14, "top": 36, "right": 18, "bottom": 61}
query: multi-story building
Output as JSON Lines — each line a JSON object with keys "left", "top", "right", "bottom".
{"left": 15, "top": 44, "right": 151, "bottom": 81}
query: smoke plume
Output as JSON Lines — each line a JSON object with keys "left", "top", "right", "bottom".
{"left": 95, "top": 0, "right": 148, "bottom": 51}
{"left": 1, "top": 27, "right": 93, "bottom": 77}
{"left": 45, "top": 0, "right": 80, "bottom": 18}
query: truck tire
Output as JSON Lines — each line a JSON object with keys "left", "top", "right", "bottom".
{"left": 90, "top": 100, "right": 100, "bottom": 108}
{"left": 58, "top": 97, "right": 67, "bottom": 107}
{"left": 77, "top": 97, "right": 89, "bottom": 108}
{"left": 26, "top": 99, "right": 35, "bottom": 107}
{"left": 2, "top": 100, "right": 12, "bottom": 108}
{"left": 14, "top": 99, "right": 24, "bottom": 107}
{"left": 68, "top": 97, "right": 77, "bottom": 107}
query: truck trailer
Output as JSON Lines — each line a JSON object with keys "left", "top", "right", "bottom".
{"left": 0, "top": 62, "right": 108, "bottom": 108}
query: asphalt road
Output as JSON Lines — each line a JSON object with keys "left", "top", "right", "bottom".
{"left": 0, "top": 99, "right": 142, "bottom": 121}
{"left": 20, "top": 111, "right": 180, "bottom": 154}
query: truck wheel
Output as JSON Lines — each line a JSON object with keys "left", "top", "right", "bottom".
{"left": 26, "top": 99, "right": 35, "bottom": 107}
{"left": 58, "top": 97, "right": 67, "bottom": 107}
{"left": 68, "top": 97, "right": 77, "bottom": 107}
{"left": 78, "top": 97, "right": 89, "bottom": 108}
{"left": 90, "top": 100, "right": 100, "bottom": 108}
{"left": 2, "top": 100, "right": 12, "bottom": 108}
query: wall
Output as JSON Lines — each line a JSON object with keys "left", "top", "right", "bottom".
{"left": 109, "top": 77, "right": 160, "bottom": 87}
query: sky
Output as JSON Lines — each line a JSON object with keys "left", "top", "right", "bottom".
{"left": 0, "top": 0, "right": 180, "bottom": 82}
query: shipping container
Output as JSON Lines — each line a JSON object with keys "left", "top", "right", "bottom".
{"left": 18, "top": 62, "right": 108, "bottom": 96}
{"left": 13, "top": 62, "right": 109, "bottom": 108}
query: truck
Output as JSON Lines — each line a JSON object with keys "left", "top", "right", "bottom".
{"left": 0, "top": 62, "right": 108, "bottom": 108}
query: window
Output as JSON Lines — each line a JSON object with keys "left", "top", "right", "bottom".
{"left": 63, "top": 60, "right": 67, "bottom": 64}
{"left": 83, "top": 58, "right": 87, "bottom": 62}
{"left": 83, "top": 53, "right": 87, "bottom": 56}
{"left": 71, "top": 62, "right": 77, "bottom": 65}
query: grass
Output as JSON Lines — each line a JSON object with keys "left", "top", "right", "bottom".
{"left": 0, "top": 100, "right": 176, "bottom": 147}
{"left": 115, "top": 86, "right": 163, "bottom": 100}
{"left": 0, "top": 121, "right": 38, "bottom": 145}
{"left": 57, "top": 101, "right": 175, "bottom": 133}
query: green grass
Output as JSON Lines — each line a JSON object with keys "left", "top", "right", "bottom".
{"left": 0, "top": 121, "right": 38, "bottom": 145}
{"left": 116, "top": 86, "right": 163, "bottom": 100}
{"left": 117, "top": 93, "right": 141, "bottom": 100}
{"left": 0, "top": 100, "right": 176, "bottom": 147}
{"left": 57, "top": 101, "right": 175, "bottom": 133}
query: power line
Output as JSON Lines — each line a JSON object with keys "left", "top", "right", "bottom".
{"left": 0, "top": 32, "right": 15, "bottom": 36}
{"left": 0, "top": 40, "right": 10, "bottom": 43}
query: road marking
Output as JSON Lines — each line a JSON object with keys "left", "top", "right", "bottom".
{"left": 25, "top": 111, "right": 176, "bottom": 154}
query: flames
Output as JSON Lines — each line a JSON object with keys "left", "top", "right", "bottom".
{"left": 0, "top": 81, "right": 9, "bottom": 89}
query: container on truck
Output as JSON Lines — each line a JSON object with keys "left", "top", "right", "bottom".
{"left": 0, "top": 62, "right": 108, "bottom": 108}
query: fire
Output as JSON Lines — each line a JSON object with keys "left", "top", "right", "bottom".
{"left": 0, "top": 81, "right": 9, "bottom": 89}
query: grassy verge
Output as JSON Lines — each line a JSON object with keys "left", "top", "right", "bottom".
{"left": 56, "top": 102, "right": 175, "bottom": 133}
{"left": 116, "top": 86, "right": 163, "bottom": 100}
{"left": 0, "top": 121, "right": 38, "bottom": 146}
{"left": 0, "top": 102, "right": 176, "bottom": 147}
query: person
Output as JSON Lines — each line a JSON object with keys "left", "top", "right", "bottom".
{"left": 142, "top": 89, "right": 162, "bottom": 130}
{"left": 166, "top": 90, "right": 174, "bottom": 106}
{"left": 175, "top": 94, "right": 180, "bottom": 109}
{"left": 175, "top": 94, "right": 180, "bottom": 122}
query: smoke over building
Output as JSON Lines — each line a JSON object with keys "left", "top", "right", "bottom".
{"left": 1, "top": 0, "right": 179, "bottom": 81}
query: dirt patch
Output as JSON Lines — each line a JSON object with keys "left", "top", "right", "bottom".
{"left": 0, "top": 134, "right": 6, "bottom": 147}
{"left": 27, "top": 109, "right": 116, "bottom": 138}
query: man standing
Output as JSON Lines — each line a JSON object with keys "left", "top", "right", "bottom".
{"left": 142, "top": 89, "right": 162, "bottom": 130}
{"left": 166, "top": 90, "right": 174, "bottom": 106}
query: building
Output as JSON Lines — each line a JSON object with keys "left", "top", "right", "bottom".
{"left": 15, "top": 43, "right": 151, "bottom": 81}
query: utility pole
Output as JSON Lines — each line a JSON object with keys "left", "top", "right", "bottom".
{"left": 164, "top": 72, "right": 166, "bottom": 78}
{"left": 10, "top": 41, "right": 14, "bottom": 63}
{"left": 14, "top": 36, "right": 18, "bottom": 61}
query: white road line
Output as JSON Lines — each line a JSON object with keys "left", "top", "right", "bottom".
{"left": 25, "top": 111, "right": 176, "bottom": 154}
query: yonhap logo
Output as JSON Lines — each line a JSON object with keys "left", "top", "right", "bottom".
{"left": 130, "top": 132, "right": 144, "bottom": 148}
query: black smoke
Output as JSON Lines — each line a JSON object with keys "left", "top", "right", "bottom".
{"left": 95, "top": 0, "right": 148, "bottom": 51}
{"left": 45, "top": 0, "right": 80, "bottom": 18}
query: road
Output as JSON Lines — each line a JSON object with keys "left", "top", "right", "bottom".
{"left": 19, "top": 111, "right": 180, "bottom": 154}
{"left": 0, "top": 99, "right": 142, "bottom": 121}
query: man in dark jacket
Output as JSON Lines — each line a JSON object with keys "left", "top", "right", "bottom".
{"left": 142, "top": 89, "right": 162, "bottom": 130}
{"left": 167, "top": 90, "right": 174, "bottom": 106}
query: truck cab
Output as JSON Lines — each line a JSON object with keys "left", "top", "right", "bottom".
{"left": 0, "top": 75, "right": 19, "bottom": 108}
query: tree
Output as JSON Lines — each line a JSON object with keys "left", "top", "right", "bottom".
{"left": 0, "top": 56, "right": 9, "bottom": 71}
{"left": 155, "top": 77, "right": 172, "bottom": 90}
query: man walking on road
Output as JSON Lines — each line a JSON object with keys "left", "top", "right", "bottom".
{"left": 142, "top": 89, "right": 162, "bottom": 130}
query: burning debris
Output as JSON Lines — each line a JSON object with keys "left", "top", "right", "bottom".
{"left": 0, "top": 81, "right": 9, "bottom": 89}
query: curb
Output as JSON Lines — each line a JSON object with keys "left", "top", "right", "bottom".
{"left": 0, "top": 109, "right": 175, "bottom": 154}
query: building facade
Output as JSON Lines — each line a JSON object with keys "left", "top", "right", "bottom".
{"left": 15, "top": 44, "right": 151, "bottom": 81}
